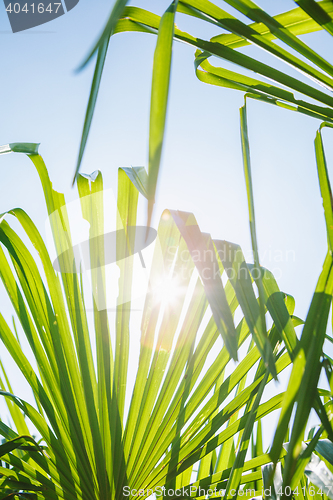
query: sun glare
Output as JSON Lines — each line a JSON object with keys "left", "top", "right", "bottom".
{"left": 153, "top": 275, "right": 182, "bottom": 306}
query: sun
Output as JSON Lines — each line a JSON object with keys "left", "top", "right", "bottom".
{"left": 152, "top": 275, "right": 182, "bottom": 306}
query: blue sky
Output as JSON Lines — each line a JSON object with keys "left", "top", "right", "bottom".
{"left": 0, "top": 0, "right": 332, "bottom": 444}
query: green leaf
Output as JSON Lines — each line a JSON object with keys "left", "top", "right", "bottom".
{"left": 314, "top": 123, "right": 333, "bottom": 252}
{"left": 294, "top": 0, "right": 333, "bottom": 37}
{"left": 0, "top": 146, "right": 296, "bottom": 500}
{"left": 147, "top": 1, "right": 178, "bottom": 226}
{"left": 220, "top": 0, "right": 333, "bottom": 79}
{"left": 181, "top": 0, "right": 333, "bottom": 91}
{"left": 0, "top": 143, "right": 40, "bottom": 155}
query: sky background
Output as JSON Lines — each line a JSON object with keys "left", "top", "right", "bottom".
{"left": 0, "top": 0, "right": 332, "bottom": 446}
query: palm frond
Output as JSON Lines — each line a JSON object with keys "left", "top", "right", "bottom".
{"left": 0, "top": 144, "right": 295, "bottom": 500}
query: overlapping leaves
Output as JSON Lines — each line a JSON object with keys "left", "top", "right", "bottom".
{"left": 75, "top": 1, "right": 333, "bottom": 224}
{"left": 0, "top": 144, "right": 298, "bottom": 499}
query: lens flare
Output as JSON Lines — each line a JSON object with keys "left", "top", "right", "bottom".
{"left": 153, "top": 275, "right": 182, "bottom": 306}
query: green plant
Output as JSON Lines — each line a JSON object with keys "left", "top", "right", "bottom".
{"left": 1, "top": 101, "right": 333, "bottom": 499}
{"left": 74, "top": 1, "right": 333, "bottom": 223}
{"left": 0, "top": 142, "right": 300, "bottom": 499}
{"left": 2, "top": 3, "right": 333, "bottom": 498}
{"left": 71, "top": 1, "right": 333, "bottom": 493}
